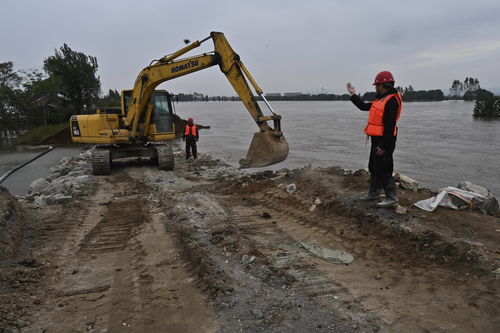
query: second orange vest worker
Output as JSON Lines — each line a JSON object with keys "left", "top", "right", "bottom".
{"left": 184, "top": 124, "right": 197, "bottom": 136}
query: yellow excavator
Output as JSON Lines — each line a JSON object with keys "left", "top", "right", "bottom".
{"left": 70, "top": 31, "right": 289, "bottom": 174}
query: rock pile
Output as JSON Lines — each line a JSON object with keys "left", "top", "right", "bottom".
{"left": 26, "top": 151, "right": 94, "bottom": 205}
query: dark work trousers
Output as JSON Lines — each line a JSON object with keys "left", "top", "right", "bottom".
{"left": 368, "top": 136, "right": 396, "bottom": 185}
{"left": 185, "top": 138, "right": 197, "bottom": 159}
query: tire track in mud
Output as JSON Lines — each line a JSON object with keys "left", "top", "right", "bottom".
{"left": 146, "top": 169, "right": 379, "bottom": 333}
{"left": 218, "top": 199, "right": 381, "bottom": 328}
{"left": 27, "top": 170, "right": 219, "bottom": 333}
{"left": 219, "top": 188, "right": 500, "bottom": 332}
{"left": 78, "top": 198, "right": 143, "bottom": 254}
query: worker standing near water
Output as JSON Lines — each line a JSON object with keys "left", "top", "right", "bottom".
{"left": 183, "top": 117, "right": 199, "bottom": 160}
{"left": 347, "top": 71, "right": 402, "bottom": 207}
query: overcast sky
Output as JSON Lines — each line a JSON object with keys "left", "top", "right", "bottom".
{"left": 1, "top": 0, "right": 499, "bottom": 96}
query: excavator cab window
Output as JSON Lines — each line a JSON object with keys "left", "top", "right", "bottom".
{"left": 150, "top": 92, "right": 174, "bottom": 133}
{"left": 121, "top": 90, "right": 132, "bottom": 116}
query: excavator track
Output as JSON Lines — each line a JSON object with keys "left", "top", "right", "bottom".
{"left": 156, "top": 145, "right": 174, "bottom": 170}
{"left": 91, "top": 149, "right": 111, "bottom": 175}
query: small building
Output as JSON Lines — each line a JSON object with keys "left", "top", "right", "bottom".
{"left": 35, "top": 94, "right": 68, "bottom": 125}
{"left": 283, "top": 92, "right": 303, "bottom": 97}
{"left": 35, "top": 93, "right": 67, "bottom": 108}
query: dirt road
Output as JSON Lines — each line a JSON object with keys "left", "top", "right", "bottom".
{"left": 1, "top": 150, "right": 499, "bottom": 332}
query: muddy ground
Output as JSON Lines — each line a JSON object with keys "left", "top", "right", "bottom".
{"left": 1, "top": 147, "right": 499, "bottom": 333}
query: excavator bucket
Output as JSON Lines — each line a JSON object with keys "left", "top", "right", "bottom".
{"left": 239, "top": 131, "right": 289, "bottom": 168}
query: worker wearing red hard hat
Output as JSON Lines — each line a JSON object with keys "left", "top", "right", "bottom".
{"left": 183, "top": 117, "right": 199, "bottom": 160}
{"left": 346, "top": 71, "right": 402, "bottom": 207}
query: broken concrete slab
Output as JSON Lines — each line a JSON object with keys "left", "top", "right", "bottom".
{"left": 395, "top": 204, "right": 408, "bottom": 215}
{"left": 395, "top": 172, "right": 419, "bottom": 191}
{"left": 458, "top": 181, "right": 499, "bottom": 215}
{"left": 29, "top": 178, "right": 50, "bottom": 193}
{"left": 298, "top": 242, "right": 354, "bottom": 264}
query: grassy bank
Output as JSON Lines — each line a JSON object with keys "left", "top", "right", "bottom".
{"left": 15, "top": 123, "right": 69, "bottom": 145}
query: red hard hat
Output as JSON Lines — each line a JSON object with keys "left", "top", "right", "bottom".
{"left": 373, "top": 71, "right": 395, "bottom": 85}
{"left": 188, "top": 117, "right": 193, "bottom": 122}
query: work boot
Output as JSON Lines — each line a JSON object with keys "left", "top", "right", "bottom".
{"left": 185, "top": 152, "right": 190, "bottom": 160}
{"left": 377, "top": 178, "right": 399, "bottom": 208}
{"left": 360, "top": 177, "right": 380, "bottom": 201}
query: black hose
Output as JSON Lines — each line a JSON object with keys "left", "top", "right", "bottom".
{"left": 0, "top": 146, "right": 54, "bottom": 184}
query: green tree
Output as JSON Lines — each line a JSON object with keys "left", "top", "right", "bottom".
{"left": 449, "top": 80, "right": 463, "bottom": 99}
{"left": 362, "top": 91, "right": 376, "bottom": 101}
{"left": 0, "top": 62, "right": 23, "bottom": 131}
{"left": 473, "top": 95, "right": 500, "bottom": 119}
{"left": 43, "top": 44, "right": 100, "bottom": 114}
{"left": 21, "top": 69, "right": 67, "bottom": 126}
{"left": 463, "top": 88, "right": 493, "bottom": 101}
{"left": 0, "top": 62, "right": 22, "bottom": 87}
{"left": 403, "top": 85, "right": 415, "bottom": 100}
{"left": 95, "top": 89, "right": 121, "bottom": 107}
{"left": 463, "top": 77, "right": 480, "bottom": 93}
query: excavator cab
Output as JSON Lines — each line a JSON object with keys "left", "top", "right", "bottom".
{"left": 122, "top": 90, "right": 176, "bottom": 142}
{"left": 150, "top": 93, "right": 175, "bottom": 135}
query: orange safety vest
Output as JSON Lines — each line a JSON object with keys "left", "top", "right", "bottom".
{"left": 364, "top": 92, "right": 402, "bottom": 136}
{"left": 184, "top": 124, "right": 197, "bottom": 136}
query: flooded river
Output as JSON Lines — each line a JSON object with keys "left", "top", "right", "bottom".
{"left": 174, "top": 100, "right": 500, "bottom": 196}
{"left": 1, "top": 100, "right": 498, "bottom": 196}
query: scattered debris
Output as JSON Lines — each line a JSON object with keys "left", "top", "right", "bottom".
{"left": 458, "top": 181, "right": 499, "bottom": 215}
{"left": 261, "top": 212, "right": 272, "bottom": 219}
{"left": 241, "top": 255, "right": 256, "bottom": 264}
{"left": 395, "top": 204, "right": 408, "bottom": 215}
{"left": 251, "top": 309, "right": 264, "bottom": 319}
{"left": 285, "top": 183, "right": 297, "bottom": 193}
{"left": 414, "top": 183, "right": 499, "bottom": 215}
{"left": 494, "top": 267, "right": 500, "bottom": 280}
{"left": 395, "top": 172, "right": 419, "bottom": 191}
{"left": 298, "top": 242, "right": 354, "bottom": 264}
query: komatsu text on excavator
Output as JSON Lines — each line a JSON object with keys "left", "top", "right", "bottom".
{"left": 70, "top": 32, "right": 289, "bottom": 174}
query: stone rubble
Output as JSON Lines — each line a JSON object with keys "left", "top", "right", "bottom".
{"left": 285, "top": 183, "right": 297, "bottom": 193}
{"left": 26, "top": 151, "right": 94, "bottom": 205}
{"left": 395, "top": 172, "right": 419, "bottom": 191}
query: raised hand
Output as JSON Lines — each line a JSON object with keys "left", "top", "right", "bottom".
{"left": 346, "top": 82, "right": 356, "bottom": 96}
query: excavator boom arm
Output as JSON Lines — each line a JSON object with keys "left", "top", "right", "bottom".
{"left": 124, "top": 31, "right": 288, "bottom": 167}
{"left": 124, "top": 53, "right": 216, "bottom": 136}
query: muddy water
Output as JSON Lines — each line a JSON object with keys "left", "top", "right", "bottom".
{"left": 174, "top": 100, "right": 500, "bottom": 196}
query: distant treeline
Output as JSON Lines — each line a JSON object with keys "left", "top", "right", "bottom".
{"left": 173, "top": 87, "right": 446, "bottom": 103}
{"left": 364, "top": 86, "right": 445, "bottom": 102}
{"left": 267, "top": 87, "right": 445, "bottom": 102}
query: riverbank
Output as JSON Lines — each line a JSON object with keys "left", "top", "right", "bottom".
{"left": 13, "top": 123, "right": 70, "bottom": 146}
{"left": 1, "top": 147, "right": 499, "bottom": 332}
